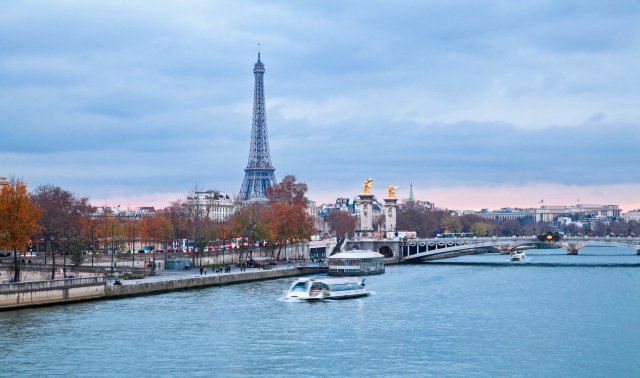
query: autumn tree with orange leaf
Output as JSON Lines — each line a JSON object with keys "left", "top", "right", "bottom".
{"left": 0, "top": 179, "right": 42, "bottom": 282}
{"left": 263, "top": 175, "right": 315, "bottom": 259}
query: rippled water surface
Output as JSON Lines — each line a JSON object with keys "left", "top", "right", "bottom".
{"left": 2, "top": 247, "right": 639, "bottom": 377}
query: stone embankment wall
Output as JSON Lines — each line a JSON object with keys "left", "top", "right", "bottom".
{"left": 1, "top": 267, "right": 327, "bottom": 310}
{"left": 0, "top": 263, "right": 124, "bottom": 283}
{"left": 105, "top": 267, "right": 325, "bottom": 298}
{"left": 0, "top": 277, "right": 106, "bottom": 310}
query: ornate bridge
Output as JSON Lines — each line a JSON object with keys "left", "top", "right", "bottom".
{"left": 398, "top": 236, "right": 640, "bottom": 262}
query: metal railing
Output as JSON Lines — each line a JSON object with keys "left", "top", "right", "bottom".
{"left": 0, "top": 262, "right": 145, "bottom": 275}
{"left": 0, "top": 276, "right": 107, "bottom": 294}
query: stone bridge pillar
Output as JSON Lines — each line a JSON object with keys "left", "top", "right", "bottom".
{"left": 384, "top": 197, "right": 398, "bottom": 239}
{"left": 358, "top": 193, "right": 374, "bottom": 238}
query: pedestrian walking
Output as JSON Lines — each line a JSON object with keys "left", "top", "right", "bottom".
{"left": 199, "top": 267, "right": 203, "bottom": 275}
{"left": 204, "top": 267, "right": 207, "bottom": 275}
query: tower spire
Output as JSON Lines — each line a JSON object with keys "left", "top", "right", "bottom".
{"left": 409, "top": 181, "right": 414, "bottom": 203}
{"left": 239, "top": 53, "right": 277, "bottom": 202}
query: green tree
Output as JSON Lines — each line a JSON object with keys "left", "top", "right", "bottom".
{"left": 440, "top": 214, "right": 462, "bottom": 233}
{"left": 471, "top": 222, "right": 491, "bottom": 237}
{"left": 70, "top": 240, "right": 85, "bottom": 271}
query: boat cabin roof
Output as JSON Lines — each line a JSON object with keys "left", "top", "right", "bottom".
{"left": 329, "top": 250, "right": 384, "bottom": 259}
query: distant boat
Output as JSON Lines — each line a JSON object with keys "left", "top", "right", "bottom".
{"left": 510, "top": 250, "right": 526, "bottom": 261}
{"left": 284, "top": 277, "right": 368, "bottom": 300}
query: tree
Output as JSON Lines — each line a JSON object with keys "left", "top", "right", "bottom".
{"left": 261, "top": 201, "right": 315, "bottom": 259}
{"left": 326, "top": 210, "right": 357, "bottom": 238}
{"left": 70, "top": 239, "right": 85, "bottom": 271}
{"left": 227, "top": 175, "right": 315, "bottom": 260}
{"left": 0, "top": 179, "right": 42, "bottom": 282}
{"left": 151, "top": 213, "right": 175, "bottom": 250}
{"left": 397, "top": 204, "right": 446, "bottom": 237}
{"left": 440, "top": 214, "right": 462, "bottom": 233}
{"left": 460, "top": 214, "right": 490, "bottom": 233}
{"left": 31, "top": 185, "right": 92, "bottom": 279}
{"left": 497, "top": 219, "right": 520, "bottom": 236}
{"left": 265, "top": 175, "right": 308, "bottom": 205}
{"left": 139, "top": 215, "right": 153, "bottom": 249}
{"left": 229, "top": 203, "right": 266, "bottom": 241}
{"left": 470, "top": 222, "right": 491, "bottom": 237}
{"left": 163, "top": 200, "right": 190, "bottom": 244}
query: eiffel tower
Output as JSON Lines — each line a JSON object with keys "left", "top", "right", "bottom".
{"left": 239, "top": 53, "right": 277, "bottom": 202}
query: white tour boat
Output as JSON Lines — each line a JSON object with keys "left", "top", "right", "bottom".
{"left": 510, "top": 250, "right": 526, "bottom": 261}
{"left": 284, "top": 277, "right": 369, "bottom": 300}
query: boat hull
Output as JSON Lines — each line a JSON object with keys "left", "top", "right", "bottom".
{"left": 285, "top": 277, "right": 369, "bottom": 301}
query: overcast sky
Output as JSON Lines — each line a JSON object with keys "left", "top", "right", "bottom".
{"left": 2, "top": 1, "right": 639, "bottom": 211}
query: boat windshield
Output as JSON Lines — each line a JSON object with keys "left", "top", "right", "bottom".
{"left": 290, "top": 282, "right": 308, "bottom": 292}
{"left": 328, "top": 283, "right": 362, "bottom": 291}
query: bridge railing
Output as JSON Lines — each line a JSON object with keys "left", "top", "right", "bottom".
{"left": 401, "top": 236, "right": 640, "bottom": 260}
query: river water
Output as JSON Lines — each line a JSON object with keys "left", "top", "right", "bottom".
{"left": 1, "top": 247, "right": 639, "bottom": 377}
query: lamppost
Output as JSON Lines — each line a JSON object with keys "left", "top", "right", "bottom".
{"left": 91, "top": 219, "right": 95, "bottom": 267}
{"left": 110, "top": 221, "right": 115, "bottom": 275}
{"left": 63, "top": 242, "right": 67, "bottom": 278}
{"left": 131, "top": 217, "right": 136, "bottom": 268}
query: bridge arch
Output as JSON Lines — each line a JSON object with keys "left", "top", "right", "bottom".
{"left": 378, "top": 246, "right": 394, "bottom": 258}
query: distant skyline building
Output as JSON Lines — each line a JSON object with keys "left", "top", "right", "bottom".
{"left": 535, "top": 204, "right": 621, "bottom": 223}
{"left": 239, "top": 53, "right": 277, "bottom": 202}
{"left": 187, "top": 190, "right": 235, "bottom": 222}
{"left": 463, "top": 204, "right": 622, "bottom": 223}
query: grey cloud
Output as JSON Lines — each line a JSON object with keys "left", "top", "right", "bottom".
{"left": 1, "top": 0, "right": 639, "bottom": 204}
{"left": 274, "top": 119, "right": 640, "bottom": 189}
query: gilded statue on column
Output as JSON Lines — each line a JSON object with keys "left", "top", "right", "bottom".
{"left": 362, "top": 178, "right": 373, "bottom": 194}
{"left": 387, "top": 185, "right": 398, "bottom": 198}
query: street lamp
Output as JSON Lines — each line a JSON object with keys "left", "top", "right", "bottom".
{"left": 63, "top": 243, "right": 67, "bottom": 278}
{"left": 110, "top": 222, "right": 115, "bottom": 275}
{"left": 131, "top": 218, "right": 136, "bottom": 268}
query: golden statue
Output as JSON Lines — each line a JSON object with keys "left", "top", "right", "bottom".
{"left": 362, "top": 178, "right": 373, "bottom": 194}
{"left": 387, "top": 185, "right": 398, "bottom": 198}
